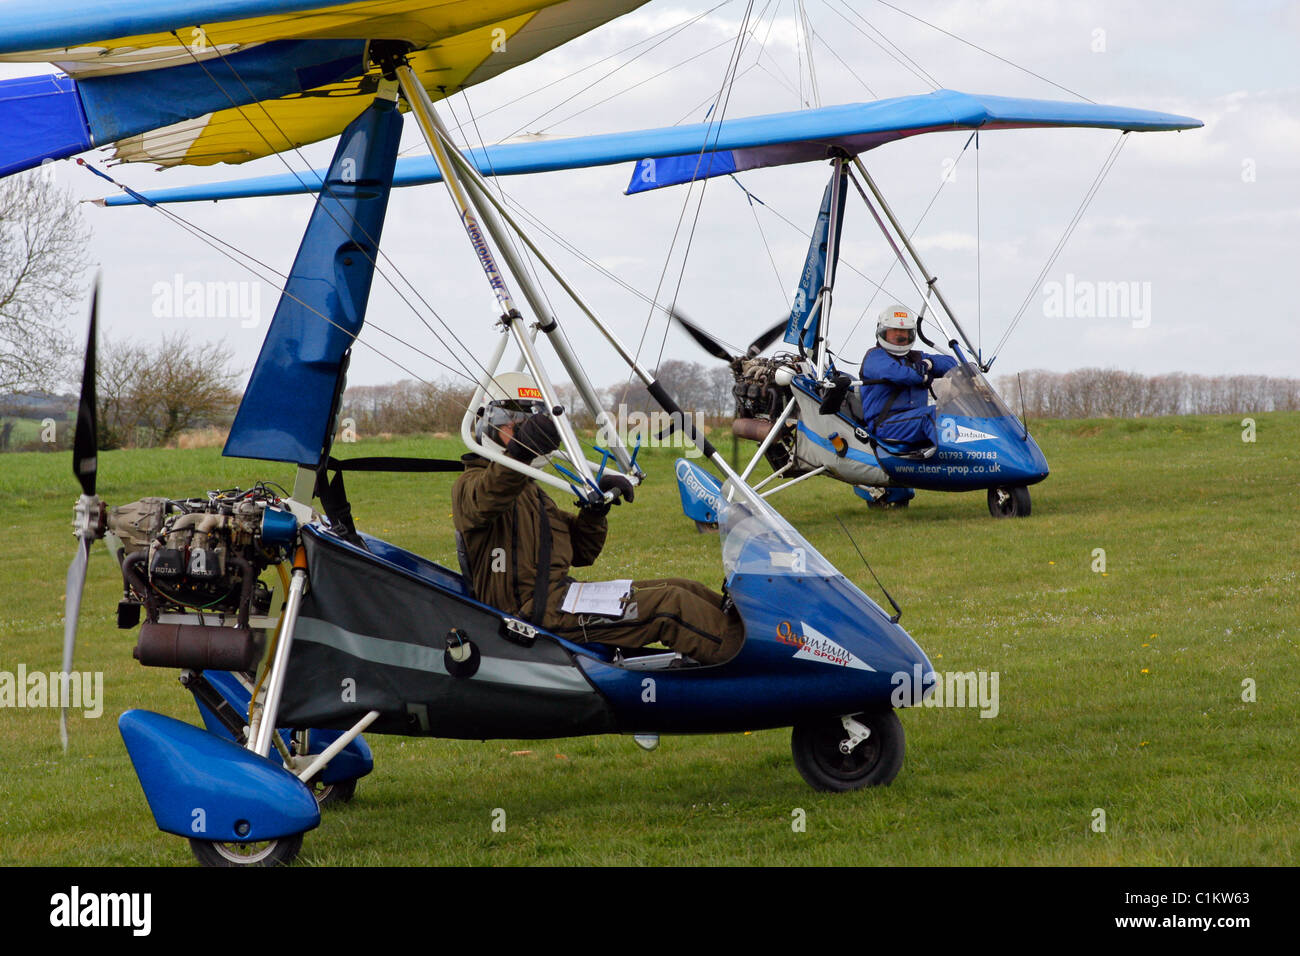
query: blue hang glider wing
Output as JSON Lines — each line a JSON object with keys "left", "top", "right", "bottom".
{"left": 0, "top": 0, "right": 651, "bottom": 179}
{"left": 95, "top": 88, "right": 1202, "bottom": 206}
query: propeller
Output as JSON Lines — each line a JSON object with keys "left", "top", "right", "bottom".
{"left": 62, "top": 281, "right": 105, "bottom": 752}
{"left": 669, "top": 308, "right": 787, "bottom": 364}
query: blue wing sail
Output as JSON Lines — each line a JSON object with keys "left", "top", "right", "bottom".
{"left": 97, "top": 89, "right": 1202, "bottom": 206}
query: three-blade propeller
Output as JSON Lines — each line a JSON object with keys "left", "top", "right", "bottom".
{"left": 62, "top": 281, "right": 104, "bottom": 752}
{"left": 669, "top": 308, "right": 785, "bottom": 364}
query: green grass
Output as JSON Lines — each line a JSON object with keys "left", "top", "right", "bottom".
{"left": 1, "top": 412, "right": 1296, "bottom": 865}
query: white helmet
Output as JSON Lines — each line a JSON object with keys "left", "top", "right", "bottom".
{"left": 473, "top": 371, "right": 547, "bottom": 448}
{"left": 876, "top": 304, "right": 918, "bottom": 357}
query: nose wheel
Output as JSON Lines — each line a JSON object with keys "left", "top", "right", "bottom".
{"left": 988, "top": 485, "right": 1031, "bottom": 518}
{"left": 189, "top": 833, "right": 303, "bottom": 867}
{"left": 791, "top": 711, "right": 904, "bottom": 791}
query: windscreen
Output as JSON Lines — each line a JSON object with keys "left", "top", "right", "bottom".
{"left": 932, "top": 361, "right": 1019, "bottom": 419}
{"left": 718, "top": 488, "right": 838, "bottom": 579}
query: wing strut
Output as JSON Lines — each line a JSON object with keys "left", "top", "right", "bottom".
{"left": 378, "top": 44, "right": 773, "bottom": 514}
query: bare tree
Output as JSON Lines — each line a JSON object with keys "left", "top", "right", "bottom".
{"left": 99, "top": 333, "right": 240, "bottom": 447}
{"left": 0, "top": 169, "right": 90, "bottom": 392}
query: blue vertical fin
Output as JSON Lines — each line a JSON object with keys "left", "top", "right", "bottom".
{"left": 223, "top": 94, "right": 402, "bottom": 465}
{"left": 783, "top": 164, "right": 848, "bottom": 351}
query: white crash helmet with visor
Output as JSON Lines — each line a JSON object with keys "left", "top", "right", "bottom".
{"left": 876, "top": 304, "right": 918, "bottom": 357}
{"left": 474, "top": 371, "right": 547, "bottom": 448}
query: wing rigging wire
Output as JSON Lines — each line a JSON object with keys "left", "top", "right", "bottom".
{"left": 836, "top": 130, "right": 977, "bottom": 354}
{"left": 498, "top": 0, "right": 737, "bottom": 142}
{"left": 987, "top": 132, "right": 1130, "bottom": 360}
{"left": 168, "top": 31, "right": 524, "bottom": 396}
{"left": 870, "top": 0, "right": 1096, "bottom": 104}
{"left": 823, "top": 0, "right": 939, "bottom": 92}
{"left": 394, "top": 0, "right": 736, "bottom": 155}
{"left": 79, "top": 161, "right": 459, "bottom": 388}
{"left": 644, "top": 0, "right": 758, "bottom": 380}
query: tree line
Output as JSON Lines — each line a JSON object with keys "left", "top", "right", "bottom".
{"left": 340, "top": 359, "right": 737, "bottom": 436}
{"left": 995, "top": 369, "right": 1300, "bottom": 420}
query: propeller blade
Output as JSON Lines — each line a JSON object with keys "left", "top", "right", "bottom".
{"left": 72, "top": 284, "right": 98, "bottom": 497}
{"left": 746, "top": 317, "right": 788, "bottom": 358}
{"left": 668, "top": 308, "right": 734, "bottom": 363}
{"left": 60, "top": 534, "right": 91, "bottom": 752}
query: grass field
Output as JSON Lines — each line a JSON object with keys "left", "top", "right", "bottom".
{"left": 0, "top": 412, "right": 1296, "bottom": 866}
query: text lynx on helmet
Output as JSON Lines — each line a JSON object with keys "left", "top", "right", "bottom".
{"left": 473, "top": 371, "right": 546, "bottom": 447}
{"left": 876, "top": 304, "right": 917, "bottom": 356}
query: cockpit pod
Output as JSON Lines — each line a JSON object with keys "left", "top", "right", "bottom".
{"left": 716, "top": 484, "right": 933, "bottom": 716}
{"left": 918, "top": 360, "right": 1051, "bottom": 491}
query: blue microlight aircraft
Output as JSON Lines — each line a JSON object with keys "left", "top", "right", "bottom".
{"left": 1, "top": 0, "right": 1198, "bottom": 865}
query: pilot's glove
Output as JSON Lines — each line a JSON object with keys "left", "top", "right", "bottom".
{"left": 920, "top": 357, "right": 934, "bottom": 374}
{"left": 580, "top": 473, "right": 635, "bottom": 517}
{"left": 580, "top": 498, "right": 611, "bottom": 518}
{"left": 599, "top": 473, "right": 635, "bottom": 504}
{"left": 506, "top": 413, "right": 560, "bottom": 462}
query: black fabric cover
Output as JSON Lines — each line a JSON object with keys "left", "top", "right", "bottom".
{"left": 277, "top": 529, "right": 617, "bottom": 739}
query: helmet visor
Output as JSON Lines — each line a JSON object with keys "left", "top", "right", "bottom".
{"left": 484, "top": 399, "right": 545, "bottom": 432}
{"left": 881, "top": 326, "right": 916, "bottom": 349}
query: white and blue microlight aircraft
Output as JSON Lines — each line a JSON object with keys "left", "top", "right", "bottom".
{"left": 105, "top": 85, "right": 1203, "bottom": 519}
{"left": 1, "top": 0, "right": 1199, "bottom": 865}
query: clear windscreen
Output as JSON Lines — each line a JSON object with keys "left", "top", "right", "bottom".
{"left": 931, "top": 361, "right": 1018, "bottom": 419}
{"left": 718, "top": 487, "right": 838, "bottom": 579}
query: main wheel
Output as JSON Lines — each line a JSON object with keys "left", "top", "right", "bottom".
{"left": 791, "top": 710, "right": 904, "bottom": 791}
{"left": 311, "top": 776, "right": 358, "bottom": 807}
{"left": 189, "top": 833, "right": 303, "bottom": 868}
{"left": 987, "top": 485, "right": 1031, "bottom": 518}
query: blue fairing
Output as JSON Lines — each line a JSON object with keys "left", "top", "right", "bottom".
{"left": 674, "top": 458, "right": 723, "bottom": 525}
{"left": 879, "top": 414, "right": 1049, "bottom": 491}
{"left": 579, "top": 497, "right": 930, "bottom": 732}
{"left": 119, "top": 709, "right": 320, "bottom": 840}
{"left": 223, "top": 94, "right": 401, "bottom": 465}
{"left": 794, "top": 365, "right": 1048, "bottom": 492}
{"left": 192, "top": 670, "right": 372, "bottom": 784}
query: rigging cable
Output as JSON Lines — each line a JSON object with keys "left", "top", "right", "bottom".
{"left": 171, "top": 32, "right": 516, "bottom": 393}
{"left": 78, "top": 161, "right": 460, "bottom": 388}
{"left": 988, "top": 132, "right": 1129, "bottom": 360}
{"left": 837, "top": 130, "right": 978, "bottom": 353}
{"left": 500, "top": 0, "right": 736, "bottom": 142}
{"left": 871, "top": 0, "right": 1095, "bottom": 103}
{"left": 824, "top": 0, "right": 940, "bottom": 92}
{"left": 649, "top": 0, "right": 758, "bottom": 374}
{"left": 396, "top": 0, "right": 736, "bottom": 153}
{"left": 617, "top": 0, "right": 757, "bottom": 399}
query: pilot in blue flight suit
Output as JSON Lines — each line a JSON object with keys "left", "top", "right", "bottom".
{"left": 859, "top": 304, "right": 957, "bottom": 447}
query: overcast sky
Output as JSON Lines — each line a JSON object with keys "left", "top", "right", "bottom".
{"left": 12, "top": 0, "right": 1299, "bottom": 391}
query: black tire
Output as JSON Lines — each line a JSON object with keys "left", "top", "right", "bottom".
{"left": 987, "top": 485, "right": 1031, "bottom": 518}
{"left": 189, "top": 832, "right": 303, "bottom": 867}
{"left": 866, "top": 497, "right": 909, "bottom": 509}
{"left": 311, "top": 776, "right": 358, "bottom": 807}
{"left": 791, "top": 710, "right": 905, "bottom": 791}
